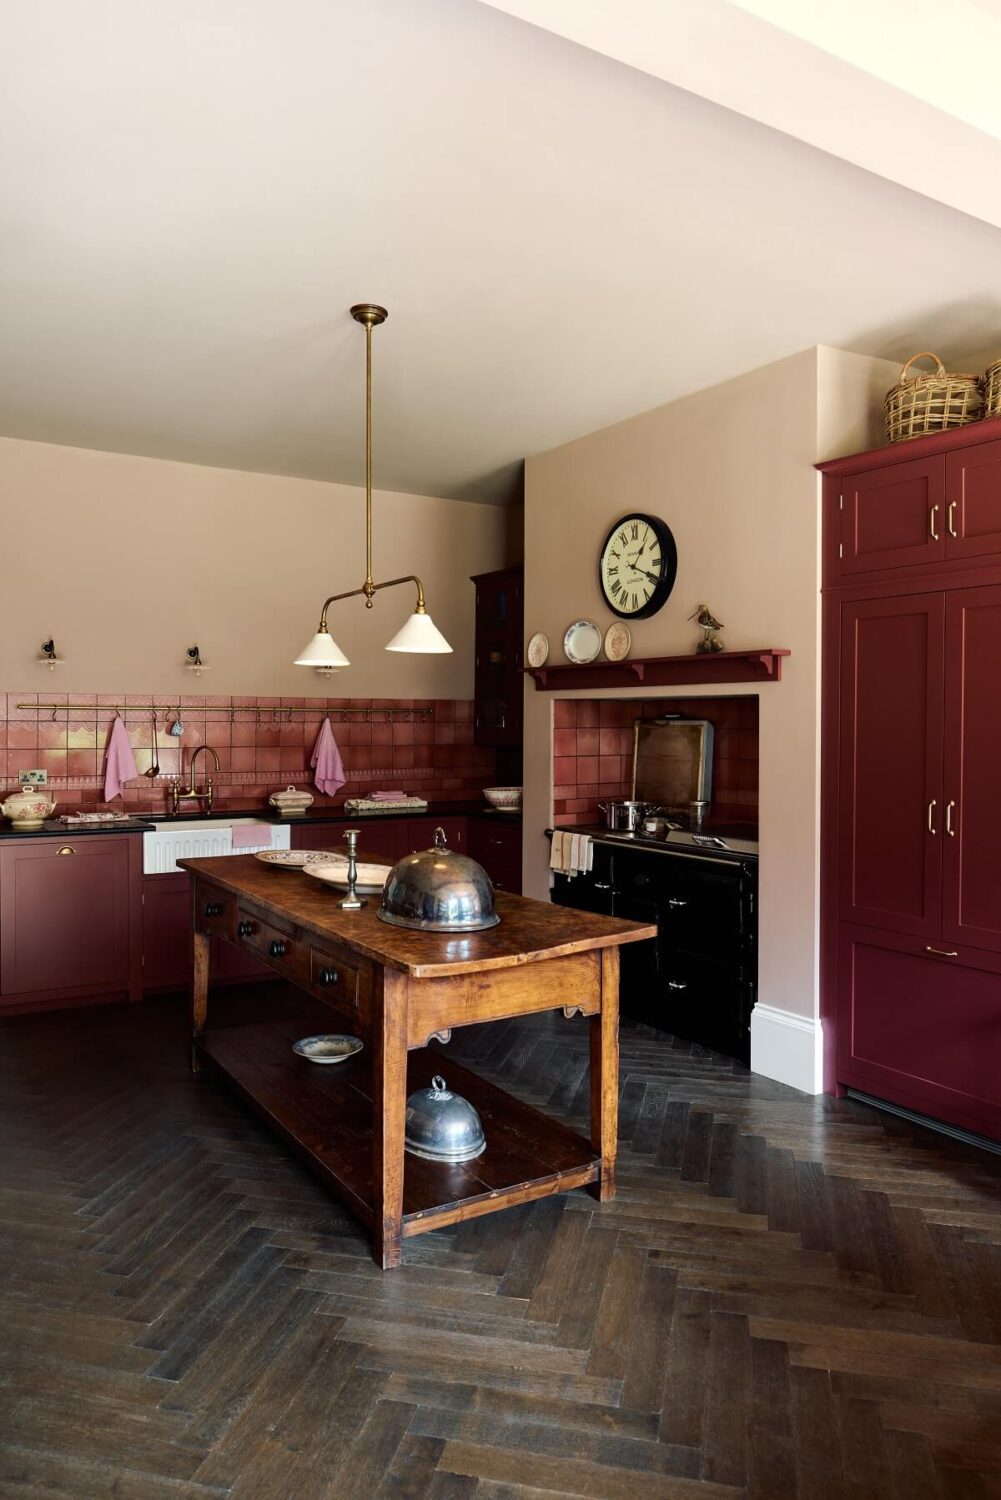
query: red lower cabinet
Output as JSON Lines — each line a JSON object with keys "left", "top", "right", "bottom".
{"left": 0, "top": 836, "right": 140, "bottom": 1008}
{"left": 838, "top": 925, "right": 1001, "bottom": 1139}
{"left": 142, "top": 873, "right": 191, "bottom": 989}
{"left": 142, "top": 873, "right": 270, "bottom": 990}
{"left": 292, "top": 819, "right": 406, "bottom": 863}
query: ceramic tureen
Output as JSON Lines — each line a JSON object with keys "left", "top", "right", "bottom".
{"left": 1, "top": 785, "right": 57, "bottom": 829}
{"left": 268, "top": 785, "right": 314, "bottom": 817}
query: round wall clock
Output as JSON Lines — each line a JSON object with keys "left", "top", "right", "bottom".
{"left": 598, "top": 513, "right": 677, "bottom": 620}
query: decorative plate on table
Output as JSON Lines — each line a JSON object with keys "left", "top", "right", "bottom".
{"left": 304, "top": 858, "right": 393, "bottom": 895}
{"left": 254, "top": 849, "right": 331, "bottom": 870}
{"left": 292, "top": 1034, "right": 364, "bottom": 1065}
{"left": 562, "top": 619, "right": 602, "bottom": 665}
{"left": 526, "top": 631, "right": 549, "bottom": 668}
{"left": 604, "top": 622, "right": 632, "bottom": 661}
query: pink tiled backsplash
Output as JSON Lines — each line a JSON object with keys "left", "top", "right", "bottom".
{"left": 552, "top": 695, "right": 759, "bottom": 827}
{"left": 0, "top": 694, "right": 497, "bottom": 812}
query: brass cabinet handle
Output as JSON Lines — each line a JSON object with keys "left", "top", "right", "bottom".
{"left": 929, "top": 504, "right": 940, "bottom": 541}
{"left": 57, "top": 845, "right": 76, "bottom": 855}
{"left": 946, "top": 800, "right": 956, "bottom": 837}
{"left": 926, "top": 946, "right": 958, "bottom": 958}
{"left": 947, "top": 500, "right": 958, "bottom": 538}
{"left": 927, "top": 799, "right": 937, "bottom": 834}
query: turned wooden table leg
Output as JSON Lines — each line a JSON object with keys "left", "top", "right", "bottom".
{"left": 191, "top": 928, "right": 210, "bottom": 1073}
{"left": 371, "top": 971, "right": 409, "bottom": 1269}
{"left": 588, "top": 946, "right": 620, "bottom": 1201}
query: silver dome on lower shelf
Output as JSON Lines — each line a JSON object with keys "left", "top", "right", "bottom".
{"left": 404, "top": 1076, "right": 486, "bottom": 1163}
{"left": 378, "top": 826, "right": 499, "bottom": 933}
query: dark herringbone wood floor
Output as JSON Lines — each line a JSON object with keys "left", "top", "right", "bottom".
{"left": 2, "top": 987, "right": 1000, "bottom": 1499}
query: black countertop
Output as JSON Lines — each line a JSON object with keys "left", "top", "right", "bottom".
{"left": 0, "top": 800, "right": 521, "bottom": 842}
{"left": 0, "top": 818, "right": 156, "bottom": 840}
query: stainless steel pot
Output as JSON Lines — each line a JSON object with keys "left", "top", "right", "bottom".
{"left": 378, "top": 826, "right": 499, "bottom": 933}
{"left": 597, "top": 799, "right": 650, "bottom": 832}
{"left": 404, "top": 1075, "right": 486, "bottom": 1163}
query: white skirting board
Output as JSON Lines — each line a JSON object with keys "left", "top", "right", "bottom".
{"left": 750, "top": 1004, "right": 824, "bottom": 1094}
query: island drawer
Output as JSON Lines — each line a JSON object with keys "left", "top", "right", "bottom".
{"left": 302, "top": 941, "right": 373, "bottom": 1018}
{"left": 193, "top": 880, "right": 237, "bottom": 941}
{"left": 234, "top": 909, "right": 297, "bottom": 971}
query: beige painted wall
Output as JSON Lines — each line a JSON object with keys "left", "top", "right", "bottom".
{"left": 0, "top": 437, "right": 507, "bottom": 697}
{"left": 523, "top": 344, "right": 894, "bottom": 1033}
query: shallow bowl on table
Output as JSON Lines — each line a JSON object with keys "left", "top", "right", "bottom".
{"left": 304, "top": 857, "right": 393, "bottom": 895}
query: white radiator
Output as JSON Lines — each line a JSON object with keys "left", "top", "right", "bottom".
{"left": 142, "top": 819, "right": 291, "bottom": 874}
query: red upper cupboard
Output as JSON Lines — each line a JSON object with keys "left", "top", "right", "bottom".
{"left": 945, "top": 437, "right": 1001, "bottom": 561}
{"left": 839, "top": 454, "right": 946, "bottom": 576}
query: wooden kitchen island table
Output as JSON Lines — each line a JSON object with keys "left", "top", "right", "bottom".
{"left": 180, "top": 855, "right": 655, "bottom": 1267}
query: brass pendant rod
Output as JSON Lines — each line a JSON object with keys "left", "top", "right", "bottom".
{"left": 364, "top": 316, "right": 374, "bottom": 605}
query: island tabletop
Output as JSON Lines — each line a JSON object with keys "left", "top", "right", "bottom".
{"left": 180, "top": 853, "right": 656, "bottom": 1267}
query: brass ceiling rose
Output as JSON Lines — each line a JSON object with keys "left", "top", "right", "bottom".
{"left": 349, "top": 303, "right": 388, "bottom": 328}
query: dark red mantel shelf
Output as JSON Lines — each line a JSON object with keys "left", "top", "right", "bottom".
{"left": 525, "top": 648, "right": 790, "bottom": 691}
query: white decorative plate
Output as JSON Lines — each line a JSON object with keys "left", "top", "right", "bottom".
{"left": 304, "top": 858, "right": 393, "bottom": 894}
{"left": 255, "top": 849, "right": 331, "bottom": 869}
{"left": 562, "top": 619, "right": 602, "bottom": 665}
{"left": 604, "top": 622, "right": 632, "bottom": 661}
{"left": 526, "top": 631, "right": 549, "bottom": 668}
{"left": 292, "top": 1034, "right": 363, "bottom": 1065}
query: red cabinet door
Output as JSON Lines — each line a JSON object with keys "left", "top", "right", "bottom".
{"left": 840, "top": 456, "right": 946, "bottom": 577}
{"left": 0, "top": 836, "right": 133, "bottom": 1000}
{"left": 838, "top": 925, "right": 1001, "bottom": 1140}
{"left": 942, "top": 585, "right": 1001, "bottom": 953}
{"left": 945, "top": 438, "right": 1001, "bottom": 560}
{"left": 142, "top": 873, "right": 191, "bottom": 989}
{"left": 292, "top": 819, "right": 405, "bottom": 863}
{"left": 838, "top": 593, "right": 945, "bottom": 936}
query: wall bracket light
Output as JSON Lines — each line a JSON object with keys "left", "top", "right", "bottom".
{"left": 38, "top": 639, "right": 64, "bottom": 671}
{"left": 294, "top": 304, "right": 453, "bottom": 670}
{"left": 185, "top": 645, "right": 210, "bottom": 677}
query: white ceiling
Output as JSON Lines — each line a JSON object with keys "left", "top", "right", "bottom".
{"left": 2, "top": 0, "right": 1001, "bottom": 505}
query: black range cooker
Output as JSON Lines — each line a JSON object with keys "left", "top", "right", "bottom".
{"left": 550, "top": 823, "right": 757, "bottom": 1063}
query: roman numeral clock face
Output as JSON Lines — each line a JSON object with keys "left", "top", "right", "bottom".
{"left": 599, "top": 513, "right": 678, "bottom": 620}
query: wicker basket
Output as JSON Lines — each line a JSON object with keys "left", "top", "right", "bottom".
{"left": 884, "top": 352, "right": 982, "bottom": 444}
{"left": 982, "top": 360, "right": 1001, "bottom": 419}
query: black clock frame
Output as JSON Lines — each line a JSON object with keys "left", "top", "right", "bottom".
{"left": 598, "top": 512, "right": 678, "bottom": 620}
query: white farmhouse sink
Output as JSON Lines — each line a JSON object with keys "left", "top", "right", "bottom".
{"left": 143, "top": 817, "right": 291, "bottom": 874}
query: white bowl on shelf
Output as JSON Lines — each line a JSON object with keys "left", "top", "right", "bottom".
{"left": 482, "top": 786, "right": 522, "bottom": 812}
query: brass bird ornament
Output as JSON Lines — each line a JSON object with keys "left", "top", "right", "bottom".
{"left": 689, "top": 603, "right": 724, "bottom": 654}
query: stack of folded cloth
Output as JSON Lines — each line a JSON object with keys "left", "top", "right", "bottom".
{"left": 344, "top": 790, "right": 429, "bottom": 813}
{"left": 549, "top": 829, "right": 593, "bottom": 877}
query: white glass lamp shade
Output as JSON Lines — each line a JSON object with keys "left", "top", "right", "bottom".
{"left": 294, "top": 628, "right": 350, "bottom": 668}
{"left": 385, "top": 610, "right": 453, "bottom": 654}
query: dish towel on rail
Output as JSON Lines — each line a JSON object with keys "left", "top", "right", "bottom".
{"left": 310, "top": 718, "right": 346, "bottom": 797}
{"left": 103, "top": 716, "right": 138, "bottom": 802}
{"left": 549, "top": 830, "right": 593, "bottom": 877}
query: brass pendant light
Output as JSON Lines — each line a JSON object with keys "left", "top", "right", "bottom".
{"left": 294, "top": 303, "right": 452, "bottom": 669}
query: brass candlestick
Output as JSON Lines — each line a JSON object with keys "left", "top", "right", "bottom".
{"left": 339, "top": 828, "right": 367, "bottom": 910}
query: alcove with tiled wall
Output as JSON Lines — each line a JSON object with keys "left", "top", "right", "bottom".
{"left": 552, "top": 695, "right": 758, "bottom": 826}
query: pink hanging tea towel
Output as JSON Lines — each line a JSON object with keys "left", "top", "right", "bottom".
{"left": 104, "top": 716, "right": 138, "bottom": 801}
{"left": 310, "top": 718, "right": 346, "bottom": 796}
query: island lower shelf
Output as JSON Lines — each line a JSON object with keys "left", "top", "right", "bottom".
{"left": 196, "top": 1006, "right": 601, "bottom": 1238}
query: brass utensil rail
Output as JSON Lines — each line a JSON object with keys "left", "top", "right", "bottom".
{"left": 18, "top": 702, "right": 433, "bottom": 724}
